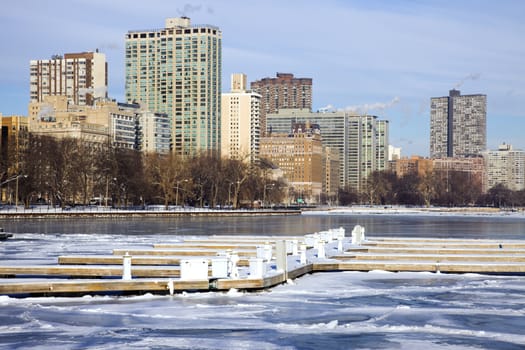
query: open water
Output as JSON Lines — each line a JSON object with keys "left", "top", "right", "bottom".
{"left": 0, "top": 213, "right": 524, "bottom": 349}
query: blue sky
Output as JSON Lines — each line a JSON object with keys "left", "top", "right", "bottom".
{"left": 1, "top": 0, "right": 524, "bottom": 156}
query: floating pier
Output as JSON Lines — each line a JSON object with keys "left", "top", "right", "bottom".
{"left": 1, "top": 227, "right": 524, "bottom": 297}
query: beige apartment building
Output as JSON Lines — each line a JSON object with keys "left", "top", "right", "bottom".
{"left": 28, "top": 96, "right": 139, "bottom": 148}
{"left": 30, "top": 51, "right": 107, "bottom": 106}
{"left": 260, "top": 122, "right": 323, "bottom": 204}
{"left": 221, "top": 74, "right": 260, "bottom": 163}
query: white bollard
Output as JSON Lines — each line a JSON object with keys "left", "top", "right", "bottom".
{"left": 300, "top": 243, "right": 307, "bottom": 264}
{"left": 229, "top": 253, "right": 240, "bottom": 279}
{"left": 352, "top": 225, "right": 365, "bottom": 245}
{"left": 317, "top": 240, "right": 326, "bottom": 259}
{"left": 167, "top": 279, "right": 174, "bottom": 295}
{"left": 291, "top": 239, "right": 299, "bottom": 256}
{"left": 263, "top": 243, "right": 272, "bottom": 262}
{"left": 338, "top": 237, "right": 343, "bottom": 252}
{"left": 337, "top": 227, "right": 346, "bottom": 240}
{"left": 122, "top": 252, "right": 132, "bottom": 280}
{"left": 275, "top": 240, "right": 287, "bottom": 273}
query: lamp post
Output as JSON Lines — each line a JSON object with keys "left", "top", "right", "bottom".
{"left": 263, "top": 183, "right": 274, "bottom": 209}
{"left": 175, "top": 179, "right": 188, "bottom": 207}
{"left": 1, "top": 174, "right": 27, "bottom": 206}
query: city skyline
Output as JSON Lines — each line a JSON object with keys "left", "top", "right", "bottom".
{"left": 1, "top": 0, "right": 524, "bottom": 157}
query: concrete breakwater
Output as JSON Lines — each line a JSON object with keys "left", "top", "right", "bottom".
{"left": 0, "top": 208, "right": 301, "bottom": 219}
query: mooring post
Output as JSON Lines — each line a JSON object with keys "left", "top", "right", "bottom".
{"left": 275, "top": 240, "right": 288, "bottom": 280}
{"left": 300, "top": 243, "right": 307, "bottom": 264}
{"left": 317, "top": 240, "right": 326, "bottom": 259}
{"left": 122, "top": 252, "right": 132, "bottom": 280}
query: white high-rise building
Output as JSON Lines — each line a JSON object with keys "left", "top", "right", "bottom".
{"left": 482, "top": 144, "right": 525, "bottom": 191}
{"left": 221, "top": 74, "right": 260, "bottom": 163}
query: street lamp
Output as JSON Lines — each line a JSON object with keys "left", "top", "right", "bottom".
{"left": 1, "top": 174, "right": 28, "bottom": 206}
{"left": 263, "top": 183, "right": 274, "bottom": 209}
{"left": 228, "top": 181, "right": 240, "bottom": 208}
{"left": 175, "top": 179, "right": 188, "bottom": 207}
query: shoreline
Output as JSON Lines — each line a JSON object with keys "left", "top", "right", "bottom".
{"left": 0, "top": 205, "right": 523, "bottom": 219}
{"left": 0, "top": 208, "right": 302, "bottom": 219}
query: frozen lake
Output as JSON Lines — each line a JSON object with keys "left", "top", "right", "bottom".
{"left": 1, "top": 212, "right": 525, "bottom": 349}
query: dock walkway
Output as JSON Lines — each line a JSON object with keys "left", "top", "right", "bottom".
{"left": 1, "top": 229, "right": 524, "bottom": 297}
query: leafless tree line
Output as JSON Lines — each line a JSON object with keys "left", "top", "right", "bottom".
{"left": 339, "top": 170, "right": 525, "bottom": 208}
{"left": 3, "top": 135, "right": 286, "bottom": 209}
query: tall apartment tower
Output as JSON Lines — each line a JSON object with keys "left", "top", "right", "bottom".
{"left": 30, "top": 51, "right": 108, "bottom": 106}
{"left": 125, "top": 17, "right": 222, "bottom": 156}
{"left": 250, "top": 73, "right": 312, "bottom": 136}
{"left": 430, "top": 89, "right": 486, "bottom": 158}
{"left": 221, "top": 74, "right": 261, "bottom": 163}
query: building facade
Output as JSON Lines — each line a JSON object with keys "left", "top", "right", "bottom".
{"left": 390, "top": 156, "right": 433, "bottom": 177}
{"left": 221, "top": 74, "right": 260, "bottom": 163}
{"left": 432, "top": 156, "right": 486, "bottom": 193}
{"left": 322, "top": 146, "right": 340, "bottom": 202}
{"left": 482, "top": 144, "right": 525, "bottom": 191}
{"left": 138, "top": 111, "right": 172, "bottom": 154}
{"left": 260, "top": 122, "right": 323, "bottom": 204}
{"left": 125, "top": 17, "right": 222, "bottom": 156}
{"left": 266, "top": 109, "right": 389, "bottom": 191}
{"left": 30, "top": 52, "right": 107, "bottom": 106}
{"left": 250, "top": 73, "right": 312, "bottom": 137}
{"left": 430, "top": 89, "right": 486, "bottom": 158}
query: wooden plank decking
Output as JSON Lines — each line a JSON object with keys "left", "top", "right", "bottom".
{"left": 1, "top": 234, "right": 524, "bottom": 297}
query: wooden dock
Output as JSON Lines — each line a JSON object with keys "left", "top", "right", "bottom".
{"left": 1, "top": 232, "right": 525, "bottom": 297}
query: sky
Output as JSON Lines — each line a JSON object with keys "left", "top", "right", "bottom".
{"left": 1, "top": 0, "right": 524, "bottom": 157}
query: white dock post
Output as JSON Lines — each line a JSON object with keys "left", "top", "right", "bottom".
{"left": 317, "top": 240, "right": 326, "bottom": 259}
{"left": 275, "top": 240, "right": 287, "bottom": 273}
{"left": 337, "top": 236, "right": 343, "bottom": 252}
{"left": 229, "top": 252, "right": 240, "bottom": 279}
{"left": 300, "top": 243, "right": 307, "bottom": 264}
{"left": 291, "top": 239, "right": 299, "bottom": 256}
{"left": 263, "top": 243, "right": 272, "bottom": 262}
{"left": 122, "top": 252, "right": 132, "bottom": 280}
{"left": 352, "top": 225, "right": 365, "bottom": 245}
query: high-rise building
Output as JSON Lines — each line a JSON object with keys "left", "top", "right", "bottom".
{"left": 251, "top": 73, "right": 312, "bottom": 137}
{"left": 260, "top": 122, "right": 323, "bottom": 204}
{"left": 266, "top": 109, "right": 389, "bottom": 191}
{"left": 322, "top": 146, "right": 340, "bottom": 202}
{"left": 221, "top": 73, "right": 260, "bottom": 163}
{"left": 137, "top": 111, "right": 172, "bottom": 154}
{"left": 30, "top": 51, "right": 108, "bottom": 106}
{"left": 430, "top": 89, "right": 486, "bottom": 158}
{"left": 125, "top": 17, "right": 222, "bottom": 156}
{"left": 482, "top": 144, "right": 525, "bottom": 191}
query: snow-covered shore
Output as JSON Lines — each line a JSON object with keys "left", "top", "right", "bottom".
{"left": 304, "top": 206, "right": 525, "bottom": 218}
